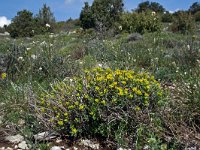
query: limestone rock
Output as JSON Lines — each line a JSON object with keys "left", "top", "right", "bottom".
{"left": 50, "top": 146, "right": 62, "bottom": 150}
{"left": 5, "top": 134, "right": 24, "bottom": 143}
{"left": 18, "top": 141, "right": 28, "bottom": 150}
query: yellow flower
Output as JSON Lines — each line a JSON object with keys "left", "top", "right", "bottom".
{"left": 157, "top": 91, "right": 162, "bottom": 97}
{"left": 129, "top": 94, "right": 133, "bottom": 98}
{"left": 1, "top": 72, "right": 7, "bottom": 79}
{"left": 95, "top": 99, "right": 99, "bottom": 103}
{"left": 107, "top": 74, "right": 114, "bottom": 80}
{"left": 74, "top": 101, "right": 79, "bottom": 106}
{"left": 124, "top": 88, "right": 128, "bottom": 95}
{"left": 121, "top": 81, "right": 126, "bottom": 85}
{"left": 132, "top": 87, "right": 137, "bottom": 92}
{"left": 135, "top": 106, "right": 141, "bottom": 111}
{"left": 146, "top": 85, "right": 150, "bottom": 90}
{"left": 84, "top": 94, "right": 89, "bottom": 99}
{"left": 58, "top": 120, "right": 64, "bottom": 126}
{"left": 79, "top": 104, "right": 85, "bottom": 110}
{"left": 144, "top": 93, "right": 149, "bottom": 97}
{"left": 89, "top": 111, "right": 94, "bottom": 115}
{"left": 115, "top": 69, "right": 122, "bottom": 75}
{"left": 101, "top": 100, "right": 106, "bottom": 106}
{"left": 71, "top": 127, "right": 78, "bottom": 135}
{"left": 68, "top": 105, "right": 75, "bottom": 109}
{"left": 136, "top": 90, "right": 142, "bottom": 96}
{"left": 96, "top": 76, "right": 103, "bottom": 81}
{"left": 95, "top": 86, "right": 100, "bottom": 91}
{"left": 116, "top": 87, "right": 124, "bottom": 96}
{"left": 41, "top": 107, "right": 45, "bottom": 113}
{"left": 104, "top": 89, "right": 108, "bottom": 93}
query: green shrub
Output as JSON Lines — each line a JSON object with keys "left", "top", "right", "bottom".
{"left": 171, "top": 12, "right": 195, "bottom": 34}
{"left": 120, "top": 12, "right": 162, "bottom": 34}
{"left": 194, "top": 11, "right": 200, "bottom": 22}
{"left": 38, "top": 68, "right": 164, "bottom": 146}
{"left": 161, "top": 12, "right": 173, "bottom": 23}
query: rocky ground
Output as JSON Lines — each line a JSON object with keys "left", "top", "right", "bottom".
{"left": 0, "top": 132, "right": 131, "bottom": 150}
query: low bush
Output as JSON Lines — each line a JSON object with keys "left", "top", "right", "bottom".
{"left": 171, "top": 12, "right": 195, "bottom": 34}
{"left": 37, "top": 68, "right": 164, "bottom": 147}
{"left": 120, "top": 11, "right": 162, "bottom": 34}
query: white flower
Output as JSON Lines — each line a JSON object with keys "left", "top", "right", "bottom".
{"left": 172, "top": 61, "right": 176, "bottom": 67}
{"left": 98, "top": 63, "right": 103, "bottom": 67}
{"left": 40, "top": 41, "right": 47, "bottom": 46}
{"left": 118, "top": 25, "right": 122, "bottom": 30}
{"left": 187, "top": 44, "right": 190, "bottom": 50}
{"left": 46, "top": 23, "right": 50, "bottom": 28}
{"left": 152, "top": 11, "right": 156, "bottom": 16}
{"left": 49, "top": 35, "right": 54, "bottom": 38}
{"left": 39, "top": 67, "right": 42, "bottom": 71}
{"left": 31, "top": 54, "right": 37, "bottom": 60}
{"left": 18, "top": 57, "right": 24, "bottom": 61}
{"left": 26, "top": 48, "right": 31, "bottom": 51}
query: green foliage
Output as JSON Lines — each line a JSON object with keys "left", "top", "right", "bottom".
{"left": 92, "top": 0, "right": 124, "bottom": 30}
{"left": 171, "top": 11, "right": 195, "bottom": 34}
{"left": 35, "top": 4, "right": 56, "bottom": 33}
{"left": 189, "top": 2, "right": 200, "bottom": 14}
{"left": 55, "top": 19, "right": 81, "bottom": 32}
{"left": 120, "top": 11, "right": 162, "bottom": 34}
{"left": 161, "top": 11, "right": 173, "bottom": 23}
{"left": 38, "top": 68, "right": 164, "bottom": 146}
{"left": 134, "top": 12, "right": 162, "bottom": 34}
{"left": 80, "top": 2, "right": 95, "bottom": 29}
{"left": 194, "top": 11, "right": 200, "bottom": 21}
{"left": 137, "top": 1, "right": 165, "bottom": 13}
{"left": 7, "top": 10, "right": 34, "bottom": 38}
{"left": 7, "top": 4, "right": 55, "bottom": 38}
{"left": 178, "top": 70, "right": 200, "bottom": 124}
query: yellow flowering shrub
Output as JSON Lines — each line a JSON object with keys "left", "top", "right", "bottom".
{"left": 1, "top": 72, "right": 7, "bottom": 79}
{"left": 38, "top": 68, "right": 164, "bottom": 140}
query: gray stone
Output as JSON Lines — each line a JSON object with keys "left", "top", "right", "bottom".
{"left": 33, "top": 131, "right": 58, "bottom": 141}
{"left": 5, "top": 147, "right": 13, "bottom": 150}
{"left": 127, "top": 33, "right": 143, "bottom": 42}
{"left": 80, "top": 139, "right": 100, "bottom": 149}
{"left": 117, "top": 148, "right": 131, "bottom": 150}
{"left": 50, "top": 146, "right": 62, "bottom": 150}
{"left": 5, "top": 134, "right": 24, "bottom": 143}
{"left": 18, "top": 141, "right": 28, "bottom": 150}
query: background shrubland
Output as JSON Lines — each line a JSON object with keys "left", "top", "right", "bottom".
{"left": 0, "top": 0, "right": 200, "bottom": 149}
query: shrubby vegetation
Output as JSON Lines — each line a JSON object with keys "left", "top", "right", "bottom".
{"left": 1, "top": 0, "right": 200, "bottom": 149}
{"left": 7, "top": 4, "right": 55, "bottom": 38}
{"left": 120, "top": 11, "right": 162, "bottom": 34}
{"left": 37, "top": 68, "right": 164, "bottom": 147}
{"left": 171, "top": 11, "right": 195, "bottom": 34}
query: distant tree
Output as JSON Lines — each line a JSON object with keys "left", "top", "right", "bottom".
{"left": 36, "top": 4, "right": 56, "bottom": 33}
{"left": 189, "top": 2, "right": 200, "bottom": 14}
{"left": 91, "top": 0, "right": 124, "bottom": 31}
{"left": 137, "top": 1, "right": 165, "bottom": 13}
{"left": 137, "top": 1, "right": 150, "bottom": 13}
{"left": 7, "top": 10, "right": 34, "bottom": 38}
{"left": 80, "top": 2, "right": 95, "bottom": 29}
